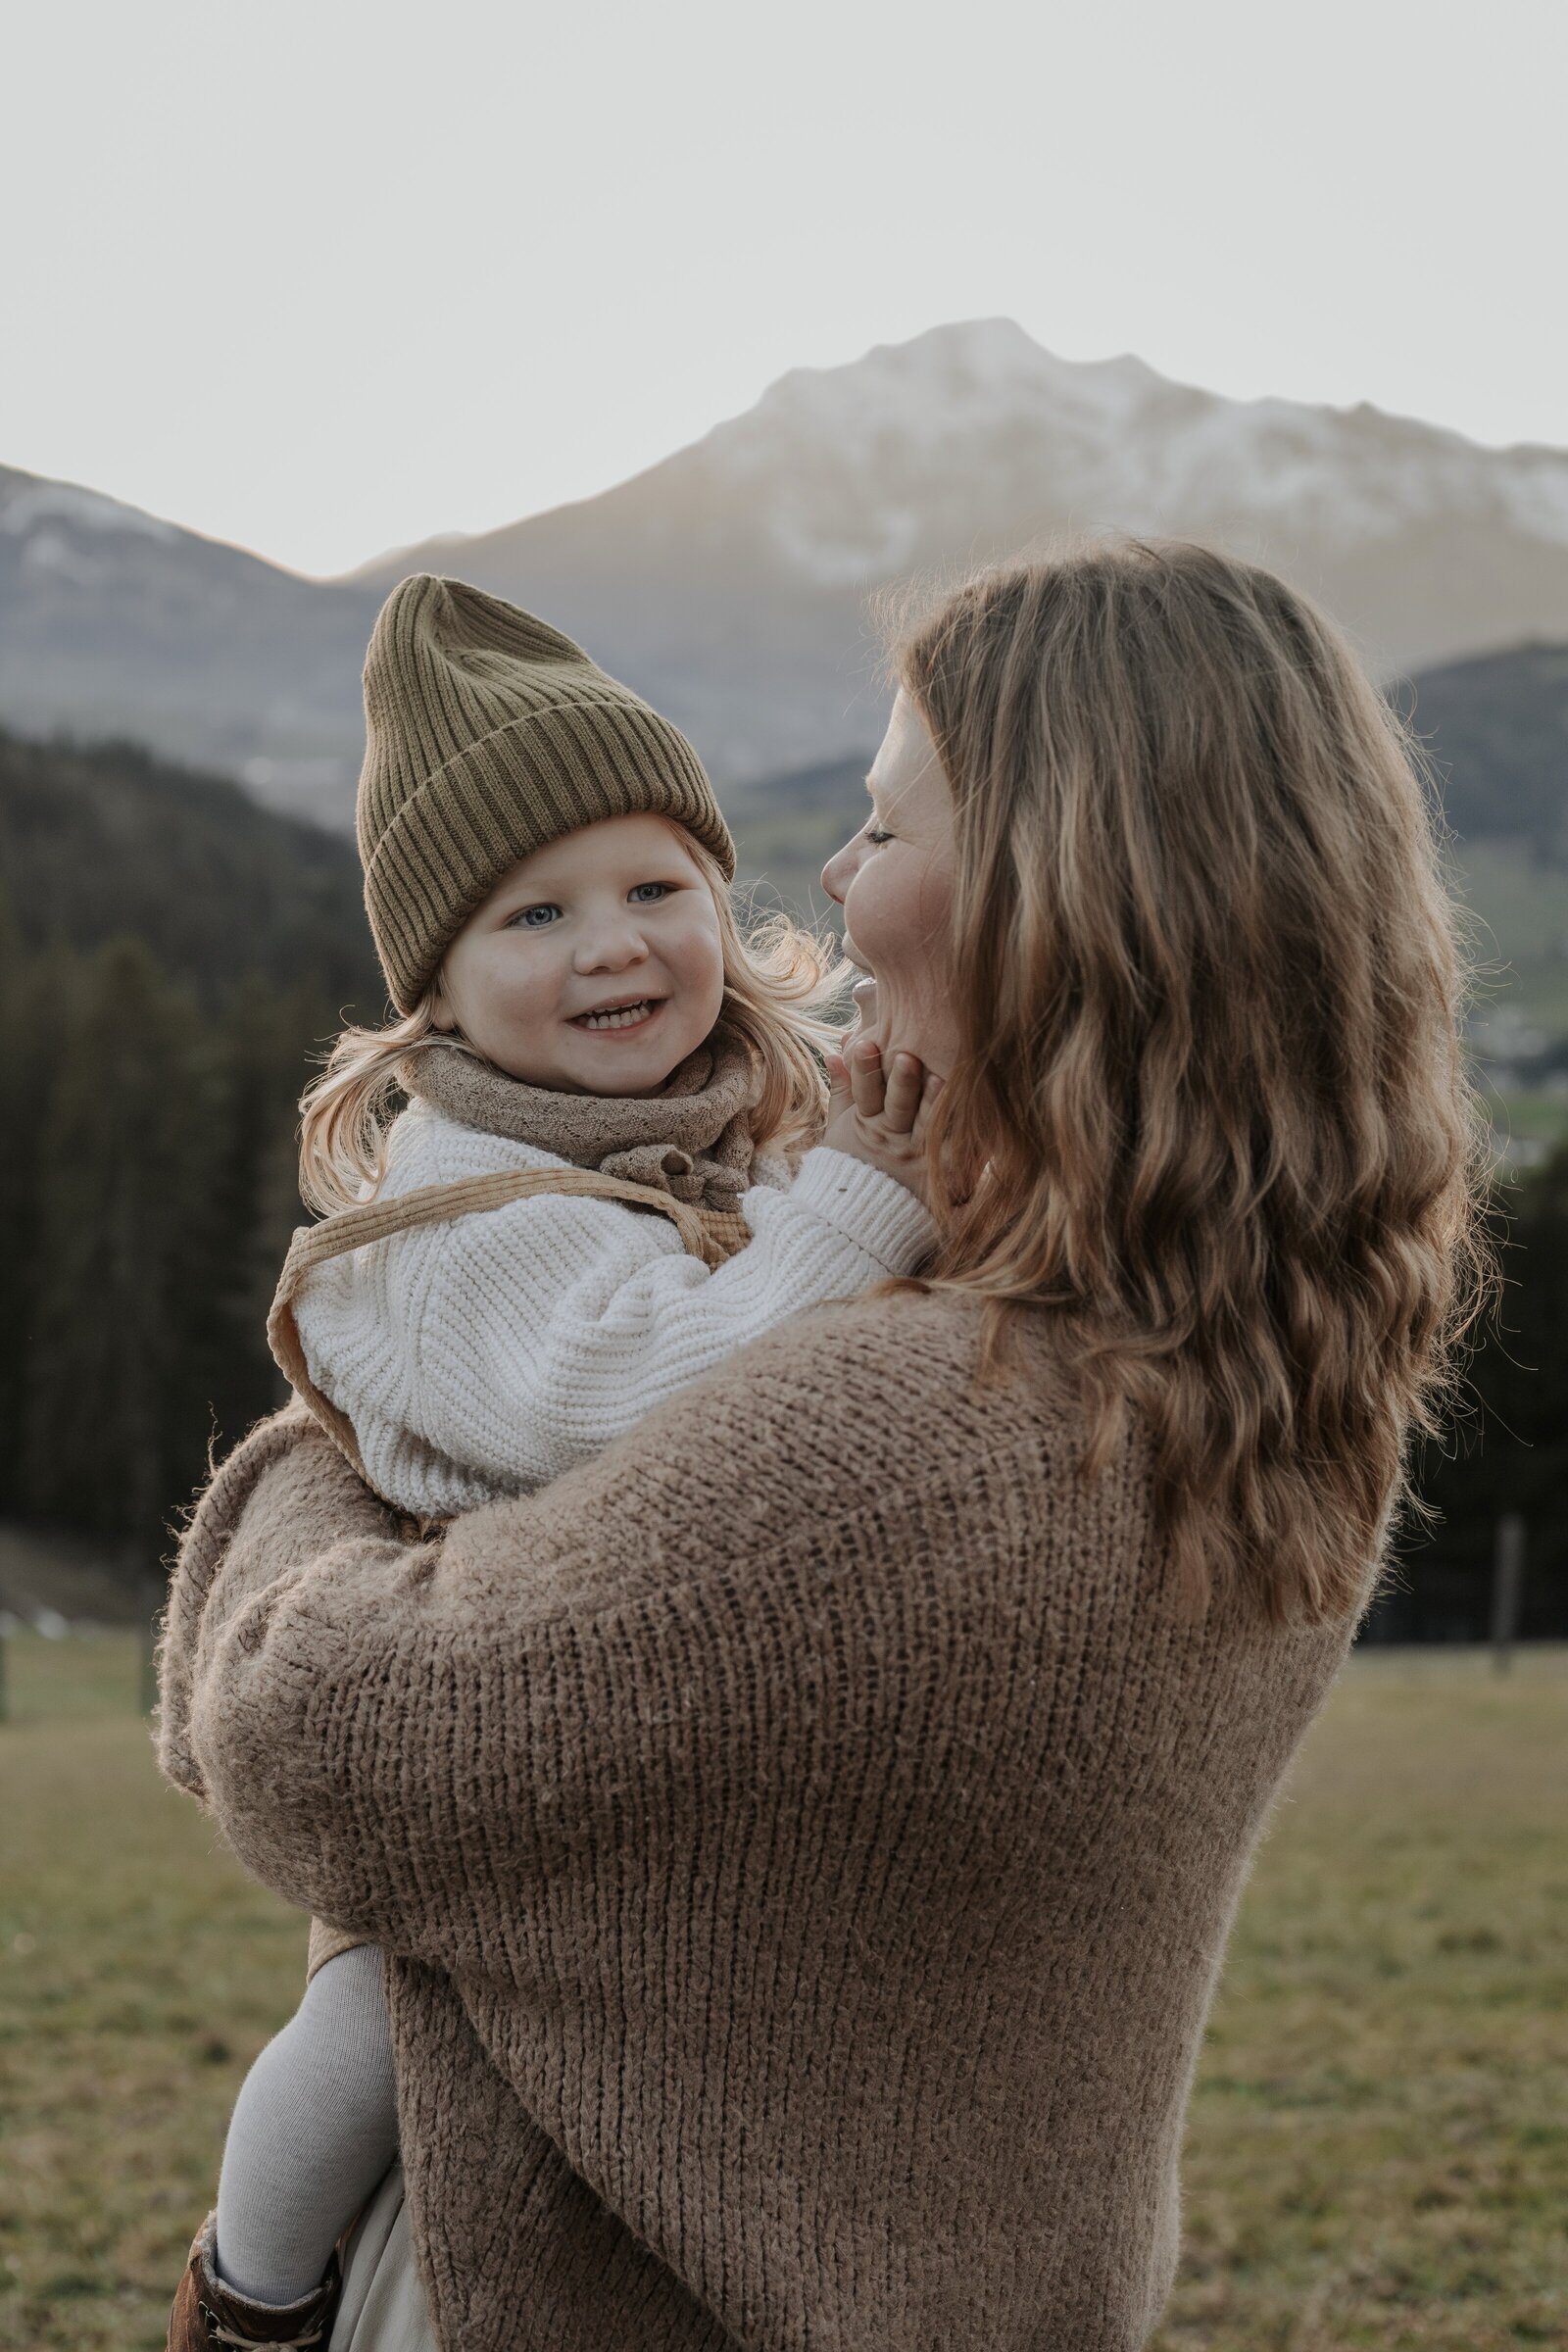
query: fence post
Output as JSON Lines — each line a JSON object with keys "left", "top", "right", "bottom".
{"left": 1491, "top": 1513, "right": 1526, "bottom": 1673}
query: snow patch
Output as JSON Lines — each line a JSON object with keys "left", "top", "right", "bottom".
{"left": 21, "top": 528, "right": 113, "bottom": 584}
{"left": 698, "top": 320, "right": 1568, "bottom": 568}
{"left": 768, "top": 501, "right": 922, "bottom": 587}
{"left": 0, "top": 480, "right": 178, "bottom": 542}
{"left": 1496, "top": 457, "right": 1568, "bottom": 546}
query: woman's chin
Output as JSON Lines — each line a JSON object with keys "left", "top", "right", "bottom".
{"left": 848, "top": 974, "right": 880, "bottom": 1043}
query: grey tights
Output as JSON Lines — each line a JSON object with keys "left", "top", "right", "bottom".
{"left": 214, "top": 1943, "right": 400, "bottom": 2306}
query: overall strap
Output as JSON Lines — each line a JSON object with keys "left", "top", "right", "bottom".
{"left": 268, "top": 1165, "right": 752, "bottom": 1484}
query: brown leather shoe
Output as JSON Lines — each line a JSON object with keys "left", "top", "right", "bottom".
{"left": 167, "top": 2212, "right": 342, "bottom": 2350}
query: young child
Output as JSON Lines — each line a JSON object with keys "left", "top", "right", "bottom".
{"left": 171, "top": 574, "right": 937, "bottom": 2350}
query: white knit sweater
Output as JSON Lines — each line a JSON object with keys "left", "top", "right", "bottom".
{"left": 292, "top": 1098, "right": 937, "bottom": 1518}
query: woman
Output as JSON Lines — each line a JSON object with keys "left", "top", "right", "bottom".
{"left": 158, "top": 540, "right": 1491, "bottom": 2351}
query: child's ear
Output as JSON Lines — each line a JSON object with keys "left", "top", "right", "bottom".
{"left": 429, "top": 969, "right": 457, "bottom": 1034}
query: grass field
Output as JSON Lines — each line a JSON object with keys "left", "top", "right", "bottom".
{"left": 1, "top": 1633, "right": 1563, "bottom": 2351}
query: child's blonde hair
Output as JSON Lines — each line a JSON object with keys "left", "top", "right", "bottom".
{"left": 298, "top": 822, "right": 850, "bottom": 1216}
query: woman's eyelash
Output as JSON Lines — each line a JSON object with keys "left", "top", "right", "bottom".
{"left": 864, "top": 826, "right": 893, "bottom": 845}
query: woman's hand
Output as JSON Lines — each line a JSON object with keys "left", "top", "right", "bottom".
{"left": 823, "top": 1035, "right": 942, "bottom": 1204}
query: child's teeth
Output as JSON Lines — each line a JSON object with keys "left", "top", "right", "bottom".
{"left": 581, "top": 1001, "right": 651, "bottom": 1029}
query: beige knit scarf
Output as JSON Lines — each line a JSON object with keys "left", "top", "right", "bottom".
{"left": 397, "top": 1021, "right": 769, "bottom": 1212}
{"left": 269, "top": 1024, "right": 780, "bottom": 1492}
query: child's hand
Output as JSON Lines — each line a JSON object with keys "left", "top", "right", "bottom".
{"left": 822, "top": 1036, "right": 943, "bottom": 1204}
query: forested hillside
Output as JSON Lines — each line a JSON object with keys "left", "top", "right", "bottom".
{"left": 0, "top": 730, "right": 379, "bottom": 1557}
{"left": 0, "top": 730, "right": 375, "bottom": 1004}
{"left": 1404, "top": 643, "right": 1568, "bottom": 860}
{"left": 726, "top": 642, "right": 1568, "bottom": 921}
{"left": 0, "top": 719, "right": 1562, "bottom": 1633}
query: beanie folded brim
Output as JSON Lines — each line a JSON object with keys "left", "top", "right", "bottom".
{"left": 366, "top": 693, "right": 735, "bottom": 1011}
{"left": 355, "top": 573, "right": 736, "bottom": 1012}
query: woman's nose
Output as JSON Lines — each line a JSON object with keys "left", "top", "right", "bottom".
{"left": 820, "top": 838, "right": 855, "bottom": 906}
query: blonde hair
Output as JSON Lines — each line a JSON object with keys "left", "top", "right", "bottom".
{"left": 298, "top": 820, "right": 848, "bottom": 1216}
{"left": 895, "top": 539, "right": 1497, "bottom": 1626}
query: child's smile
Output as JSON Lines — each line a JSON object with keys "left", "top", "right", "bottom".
{"left": 569, "top": 993, "right": 667, "bottom": 1033}
{"left": 430, "top": 813, "right": 726, "bottom": 1095}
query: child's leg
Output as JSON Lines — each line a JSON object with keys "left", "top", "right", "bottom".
{"left": 214, "top": 1942, "right": 399, "bottom": 2305}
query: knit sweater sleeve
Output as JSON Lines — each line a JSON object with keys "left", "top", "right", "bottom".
{"left": 297, "top": 1144, "right": 936, "bottom": 1507}
{"left": 167, "top": 1301, "right": 990, "bottom": 1979}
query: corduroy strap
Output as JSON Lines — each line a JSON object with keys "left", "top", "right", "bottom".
{"left": 267, "top": 1165, "right": 752, "bottom": 1488}
{"left": 276, "top": 1165, "right": 750, "bottom": 1986}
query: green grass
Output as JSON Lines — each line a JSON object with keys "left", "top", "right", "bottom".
{"left": 2, "top": 1634, "right": 1564, "bottom": 2350}
{"left": 1152, "top": 1647, "right": 1568, "bottom": 2352}
{"left": 0, "top": 1634, "right": 312, "bottom": 2350}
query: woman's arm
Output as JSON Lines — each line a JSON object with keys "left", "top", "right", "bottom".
{"left": 159, "top": 1305, "right": 1003, "bottom": 1984}
{"left": 157, "top": 1401, "right": 405, "bottom": 1803}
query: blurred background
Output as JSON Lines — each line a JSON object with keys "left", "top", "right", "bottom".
{"left": 1, "top": 3, "right": 1564, "bottom": 2346}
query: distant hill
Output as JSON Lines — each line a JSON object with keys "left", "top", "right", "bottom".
{"left": 724, "top": 755, "right": 868, "bottom": 933}
{"left": 4, "top": 612, "right": 1565, "bottom": 999}
{"left": 1403, "top": 643, "right": 1568, "bottom": 860}
{"left": 0, "top": 467, "right": 380, "bottom": 823}
{"left": 724, "top": 640, "right": 1568, "bottom": 938}
{"left": 4, "top": 623, "right": 1565, "bottom": 1019}
{"left": 0, "top": 728, "right": 379, "bottom": 1016}
{"left": 9, "top": 318, "right": 1568, "bottom": 824}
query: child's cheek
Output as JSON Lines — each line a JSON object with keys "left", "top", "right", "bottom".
{"left": 673, "top": 906, "right": 724, "bottom": 994}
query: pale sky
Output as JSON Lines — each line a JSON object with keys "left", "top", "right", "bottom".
{"left": 4, "top": 0, "right": 1563, "bottom": 580}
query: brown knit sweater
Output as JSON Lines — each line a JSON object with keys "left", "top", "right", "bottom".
{"left": 157, "top": 1286, "right": 1367, "bottom": 2350}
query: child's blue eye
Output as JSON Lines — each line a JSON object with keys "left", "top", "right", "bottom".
{"left": 509, "top": 904, "right": 561, "bottom": 929}
{"left": 629, "top": 882, "right": 671, "bottom": 904}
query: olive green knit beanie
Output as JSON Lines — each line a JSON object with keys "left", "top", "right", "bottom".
{"left": 357, "top": 574, "right": 735, "bottom": 1011}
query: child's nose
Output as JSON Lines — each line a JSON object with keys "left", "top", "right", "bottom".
{"left": 575, "top": 919, "right": 650, "bottom": 972}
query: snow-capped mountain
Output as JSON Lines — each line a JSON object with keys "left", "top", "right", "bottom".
{"left": 352, "top": 318, "right": 1568, "bottom": 784}
{"left": 7, "top": 318, "right": 1568, "bottom": 821}
{"left": 0, "top": 466, "right": 380, "bottom": 821}
{"left": 679, "top": 323, "right": 1568, "bottom": 571}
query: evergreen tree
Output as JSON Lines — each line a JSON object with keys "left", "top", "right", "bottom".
{"left": 0, "top": 919, "right": 87, "bottom": 1515}
{"left": 20, "top": 939, "right": 218, "bottom": 1550}
{"left": 1380, "top": 1157, "right": 1568, "bottom": 1638}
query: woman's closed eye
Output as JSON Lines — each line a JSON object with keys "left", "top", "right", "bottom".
{"left": 863, "top": 825, "right": 894, "bottom": 846}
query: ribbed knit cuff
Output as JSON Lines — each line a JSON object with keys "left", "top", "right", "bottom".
{"left": 782, "top": 1148, "right": 938, "bottom": 1272}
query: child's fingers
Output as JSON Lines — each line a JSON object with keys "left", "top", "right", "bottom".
{"left": 850, "top": 1036, "right": 886, "bottom": 1119}
{"left": 881, "top": 1052, "right": 925, "bottom": 1134}
{"left": 825, "top": 1052, "right": 853, "bottom": 1120}
{"left": 910, "top": 1068, "right": 944, "bottom": 1141}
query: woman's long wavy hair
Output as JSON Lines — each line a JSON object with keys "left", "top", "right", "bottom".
{"left": 899, "top": 539, "right": 1498, "bottom": 1626}
{"left": 298, "top": 823, "right": 848, "bottom": 1215}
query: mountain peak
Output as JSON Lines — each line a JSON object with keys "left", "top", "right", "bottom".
{"left": 9, "top": 321, "right": 1568, "bottom": 818}
{"left": 740, "top": 318, "right": 1164, "bottom": 455}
